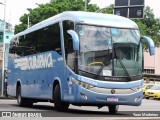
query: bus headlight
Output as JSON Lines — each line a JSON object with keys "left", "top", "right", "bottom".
{"left": 72, "top": 78, "right": 94, "bottom": 89}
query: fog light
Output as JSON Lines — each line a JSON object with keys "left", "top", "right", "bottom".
{"left": 72, "top": 77, "right": 94, "bottom": 89}
{"left": 80, "top": 93, "right": 87, "bottom": 100}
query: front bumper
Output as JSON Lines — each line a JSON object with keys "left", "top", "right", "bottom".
{"left": 153, "top": 94, "right": 160, "bottom": 99}
{"left": 73, "top": 86, "right": 143, "bottom": 106}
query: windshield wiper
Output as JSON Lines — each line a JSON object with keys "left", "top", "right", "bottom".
{"left": 114, "top": 48, "right": 131, "bottom": 81}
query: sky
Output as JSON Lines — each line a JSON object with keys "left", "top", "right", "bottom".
{"left": 0, "top": 0, "right": 160, "bottom": 27}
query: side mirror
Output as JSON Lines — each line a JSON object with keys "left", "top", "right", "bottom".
{"left": 67, "top": 30, "right": 79, "bottom": 51}
{"left": 141, "top": 36, "right": 155, "bottom": 56}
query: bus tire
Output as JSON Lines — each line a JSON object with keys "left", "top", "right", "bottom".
{"left": 17, "top": 86, "right": 27, "bottom": 107}
{"left": 108, "top": 105, "right": 119, "bottom": 114}
{"left": 53, "top": 84, "right": 69, "bottom": 111}
{"left": 26, "top": 100, "right": 33, "bottom": 107}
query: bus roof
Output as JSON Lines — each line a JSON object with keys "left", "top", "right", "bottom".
{"left": 14, "top": 11, "right": 139, "bottom": 38}
{"left": 62, "top": 11, "right": 139, "bottom": 29}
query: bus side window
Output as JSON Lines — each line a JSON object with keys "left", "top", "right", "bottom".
{"left": 39, "top": 23, "right": 62, "bottom": 54}
{"left": 66, "top": 38, "right": 75, "bottom": 70}
{"left": 67, "top": 38, "right": 74, "bottom": 54}
{"left": 63, "top": 20, "right": 75, "bottom": 70}
{"left": 9, "top": 37, "right": 25, "bottom": 58}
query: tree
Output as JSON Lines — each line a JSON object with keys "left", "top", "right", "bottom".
{"left": 98, "top": 4, "right": 114, "bottom": 14}
{"left": 14, "top": 0, "right": 99, "bottom": 34}
{"left": 134, "top": 6, "right": 160, "bottom": 47}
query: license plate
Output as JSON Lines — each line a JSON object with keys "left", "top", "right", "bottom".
{"left": 107, "top": 98, "right": 119, "bottom": 102}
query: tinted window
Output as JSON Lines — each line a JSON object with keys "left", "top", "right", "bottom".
{"left": 36, "top": 23, "right": 61, "bottom": 54}
{"left": 63, "top": 20, "right": 74, "bottom": 70}
{"left": 9, "top": 22, "right": 61, "bottom": 58}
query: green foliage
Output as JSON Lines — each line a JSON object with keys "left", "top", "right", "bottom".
{"left": 14, "top": 23, "right": 27, "bottom": 34}
{"left": 14, "top": 0, "right": 99, "bottom": 34}
{"left": 133, "top": 6, "right": 160, "bottom": 47}
{"left": 100, "top": 4, "right": 114, "bottom": 14}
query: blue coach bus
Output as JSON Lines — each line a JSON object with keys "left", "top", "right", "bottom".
{"left": 7, "top": 11, "right": 155, "bottom": 113}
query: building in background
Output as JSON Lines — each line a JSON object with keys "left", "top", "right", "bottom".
{"left": 0, "top": 19, "right": 13, "bottom": 43}
{"left": 144, "top": 47, "right": 160, "bottom": 75}
{"left": 0, "top": 20, "right": 13, "bottom": 94}
{"left": 0, "top": 19, "right": 13, "bottom": 67}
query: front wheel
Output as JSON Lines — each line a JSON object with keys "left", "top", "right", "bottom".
{"left": 108, "top": 105, "right": 119, "bottom": 114}
{"left": 17, "top": 86, "right": 33, "bottom": 107}
{"left": 53, "top": 84, "right": 69, "bottom": 111}
{"left": 17, "top": 86, "right": 26, "bottom": 107}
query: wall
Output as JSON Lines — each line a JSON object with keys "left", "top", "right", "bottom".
{"left": 144, "top": 47, "right": 160, "bottom": 74}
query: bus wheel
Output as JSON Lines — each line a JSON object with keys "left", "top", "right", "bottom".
{"left": 26, "top": 101, "right": 33, "bottom": 107}
{"left": 108, "top": 105, "right": 119, "bottom": 114}
{"left": 53, "top": 84, "right": 69, "bottom": 111}
{"left": 17, "top": 86, "right": 26, "bottom": 107}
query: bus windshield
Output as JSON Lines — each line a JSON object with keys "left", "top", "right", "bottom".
{"left": 76, "top": 25, "right": 142, "bottom": 79}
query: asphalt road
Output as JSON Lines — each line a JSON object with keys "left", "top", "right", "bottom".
{"left": 0, "top": 98, "right": 160, "bottom": 120}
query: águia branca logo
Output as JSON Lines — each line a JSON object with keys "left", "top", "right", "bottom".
{"left": 14, "top": 52, "right": 55, "bottom": 70}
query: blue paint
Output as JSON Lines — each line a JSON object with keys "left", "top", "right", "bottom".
{"left": 67, "top": 30, "right": 79, "bottom": 51}
{"left": 141, "top": 36, "right": 155, "bottom": 55}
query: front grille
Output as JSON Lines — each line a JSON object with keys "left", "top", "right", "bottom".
{"left": 89, "top": 87, "right": 137, "bottom": 94}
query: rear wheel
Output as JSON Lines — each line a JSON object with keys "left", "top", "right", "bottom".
{"left": 53, "top": 84, "right": 69, "bottom": 111}
{"left": 108, "top": 105, "right": 119, "bottom": 114}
